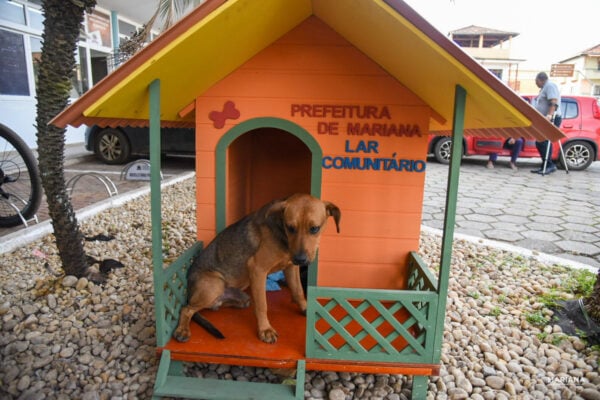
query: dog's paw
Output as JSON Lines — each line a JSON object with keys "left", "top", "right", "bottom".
{"left": 296, "top": 299, "right": 307, "bottom": 314}
{"left": 295, "top": 298, "right": 307, "bottom": 315}
{"left": 173, "top": 328, "right": 191, "bottom": 343}
{"left": 258, "top": 327, "right": 279, "bottom": 344}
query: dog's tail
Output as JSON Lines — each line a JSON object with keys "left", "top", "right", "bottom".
{"left": 191, "top": 312, "right": 225, "bottom": 339}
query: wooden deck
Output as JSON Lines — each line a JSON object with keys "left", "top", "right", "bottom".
{"left": 159, "top": 288, "right": 439, "bottom": 376}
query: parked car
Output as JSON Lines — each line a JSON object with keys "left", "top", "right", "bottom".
{"left": 428, "top": 95, "right": 600, "bottom": 170}
{"left": 85, "top": 125, "right": 195, "bottom": 164}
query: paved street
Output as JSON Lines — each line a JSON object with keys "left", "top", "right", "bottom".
{"left": 423, "top": 156, "right": 600, "bottom": 268}
{"left": 2, "top": 146, "right": 600, "bottom": 269}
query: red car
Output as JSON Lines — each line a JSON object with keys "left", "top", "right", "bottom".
{"left": 428, "top": 95, "right": 600, "bottom": 170}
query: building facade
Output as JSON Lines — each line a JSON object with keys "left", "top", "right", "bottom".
{"left": 555, "top": 44, "right": 600, "bottom": 97}
{"left": 449, "top": 25, "right": 524, "bottom": 92}
{"left": 0, "top": 0, "right": 155, "bottom": 148}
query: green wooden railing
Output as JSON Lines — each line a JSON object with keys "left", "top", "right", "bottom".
{"left": 154, "top": 241, "right": 203, "bottom": 348}
{"left": 407, "top": 251, "right": 438, "bottom": 292}
{"left": 305, "top": 252, "right": 440, "bottom": 364}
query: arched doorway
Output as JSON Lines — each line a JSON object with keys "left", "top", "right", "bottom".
{"left": 215, "top": 118, "right": 323, "bottom": 232}
{"left": 227, "top": 127, "right": 311, "bottom": 223}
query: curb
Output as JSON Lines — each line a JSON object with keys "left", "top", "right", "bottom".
{"left": 64, "top": 153, "right": 95, "bottom": 166}
{"left": 421, "top": 225, "right": 598, "bottom": 273}
{"left": 0, "top": 171, "right": 195, "bottom": 255}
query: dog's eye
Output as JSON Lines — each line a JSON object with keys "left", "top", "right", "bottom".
{"left": 309, "top": 226, "right": 320, "bottom": 234}
{"left": 286, "top": 225, "right": 297, "bottom": 234}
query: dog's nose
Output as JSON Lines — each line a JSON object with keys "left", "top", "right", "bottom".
{"left": 292, "top": 253, "right": 310, "bottom": 267}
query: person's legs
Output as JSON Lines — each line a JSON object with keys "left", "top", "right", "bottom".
{"left": 544, "top": 141, "right": 556, "bottom": 173}
{"left": 545, "top": 142, "right": 555, "bottom": 168}
{"left": 535, "top": 140, "right": 546, "bottom": 160}
{"left": 510, "top": 138, "right": 524, "bottom": 163}
{"left": 539, "top": 141, "right": 552, "bottom": 161}
{"left": 533, "top": 140, "right": 556, "bottom": 173}
{"left": 487, "top": 153, "right": 497, "bottom": 168}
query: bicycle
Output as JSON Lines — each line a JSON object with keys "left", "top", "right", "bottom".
{"left": 0, "top": 123, "right": 42, "bottom": 227}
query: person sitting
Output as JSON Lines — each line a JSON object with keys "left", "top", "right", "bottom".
{"left": 486, "top": 137, "right": 524, "bottom": 170}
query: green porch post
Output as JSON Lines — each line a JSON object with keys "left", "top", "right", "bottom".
{"left": 149, "top": 79, "right": 164, "bottom": 343}
{"left": 431, "top": 84, "right": 466, "bottom": 362}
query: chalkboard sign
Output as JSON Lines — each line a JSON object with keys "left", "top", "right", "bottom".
{"left": 0, "top": 29, "right": 30, "bottom": 96}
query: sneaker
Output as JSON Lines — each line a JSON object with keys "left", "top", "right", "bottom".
{"left": 544, "top": 165, "right": 557, "bottom": 174}
{"left": 486, "top": 161, "right": 494, "bottom": 169}
{"left": 509, "top": 162, "right": 518, "bottom": 170}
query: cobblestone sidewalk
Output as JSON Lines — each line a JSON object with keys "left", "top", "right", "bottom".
{"left": 422, "top": 156, "right": 600, "bottom": 268}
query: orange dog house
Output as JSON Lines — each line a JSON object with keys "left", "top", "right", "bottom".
{"left": 53, "top": 1, "right": 563, "bottom": 399}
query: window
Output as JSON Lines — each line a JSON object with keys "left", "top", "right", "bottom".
{"left": 0, "top": 0, "right": 44, "bottom": 97}
{"left": 0, "top": 1, "right": 44, "bottom": 30}
{"left": 27, "top": 5, "right": 43, "bottom": 31}
{"left": 0, "top": 28, "right": 29, "bottom": 95}
{"left": 90, "top": 48, "right": 108, "bottom": 84}
{"left": 118, "top": 19, "right": 137, "bottom": 40}
{"left": 71, "top": 46, "right": 90, "bottom": 97}
{"left": 488, "top": 69, "right": 503, "bottom": 80}
{"left": 30, "top": 35, "right": 41, "bottom": 89}
{"left": 560, "top": 99, "right": 578, "bottom": 120}
{"left": 0, "top": 0, "right": 26, "bottom": 25}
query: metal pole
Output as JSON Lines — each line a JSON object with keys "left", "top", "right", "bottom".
{"left": 558, "top": 141, "right": 569, "bottom": 174}
{"left": 542, "top": 140, "right": 550, "bottom": 175}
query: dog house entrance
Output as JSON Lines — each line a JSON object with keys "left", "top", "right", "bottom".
{"left": 226, "top": 127, "right": 312, "bottom": 224}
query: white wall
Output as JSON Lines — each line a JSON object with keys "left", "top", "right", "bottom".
{"left": 0, "top": 97, "right": 85, "bottom": 149}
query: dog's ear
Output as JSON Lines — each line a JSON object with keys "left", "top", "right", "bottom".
{"left": 324, "top": 202, "right": 341, "bottom": 233}
{"left": 265, "top": 200, "right": 286, "bottom": 227}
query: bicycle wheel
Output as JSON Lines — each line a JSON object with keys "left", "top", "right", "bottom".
{"left": 0, "top": 123, "right": 43, "bottom": 227}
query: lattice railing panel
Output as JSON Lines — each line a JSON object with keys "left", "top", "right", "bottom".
{"left": 407, "top": 252, "right": 438, "bottom": 292}
{"left": 306, "top": 286, "right": 438, "bottom": 364}
{"left": 155, "top": 242, "right": 203, "bottom": 347}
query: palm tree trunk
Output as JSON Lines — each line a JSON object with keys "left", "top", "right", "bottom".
{"left": 36, "top": 0, "right": 98, "bottom": 280}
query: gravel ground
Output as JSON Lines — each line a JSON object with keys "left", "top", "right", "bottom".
{"left": 1, "top": 176, "right": 599, "bottom": 400}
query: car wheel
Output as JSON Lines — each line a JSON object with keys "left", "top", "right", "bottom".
{"left": 93, "top": 128, "right": 131, "bottom": 164}
{"left": 433, "top": 137, "right": 453, "bottom": 164}
{"left": 560, "top": 140, "right": 594, "bottom": 171}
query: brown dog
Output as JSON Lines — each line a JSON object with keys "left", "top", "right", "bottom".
{"left": 173, "top": 193, "right": 341, "bottom": 344}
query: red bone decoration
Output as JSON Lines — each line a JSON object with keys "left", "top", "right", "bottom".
{"left": 208, "top": 101, "right": 241, "bottom": 129}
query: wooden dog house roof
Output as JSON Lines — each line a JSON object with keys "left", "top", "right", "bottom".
{"left": 52, "top": 0, "right": 563, "bottom": 142}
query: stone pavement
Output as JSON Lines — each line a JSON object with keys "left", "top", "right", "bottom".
{"left": 422, "top": 156, "right": 600, "bottom": 268}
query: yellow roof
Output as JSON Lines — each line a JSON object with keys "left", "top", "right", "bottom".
{"left": 52, "top": 0, "right": 563, "bottom": 141}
